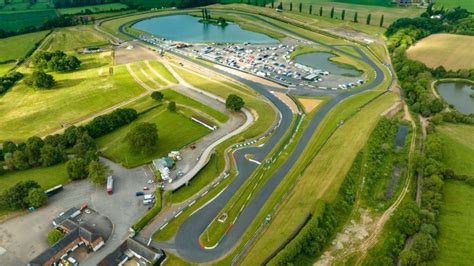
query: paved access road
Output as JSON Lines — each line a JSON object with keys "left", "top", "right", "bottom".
{"left": 120, "top": 10, "right": 392, "bottom": 263}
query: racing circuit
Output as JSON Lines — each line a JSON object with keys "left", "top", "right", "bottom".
{"left": 116, "top": 10, "right": 393, "bottom": 263}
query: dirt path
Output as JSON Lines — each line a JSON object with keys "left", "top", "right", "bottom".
{"left": 353, "top": 104, "right": 417, "bottom": 265}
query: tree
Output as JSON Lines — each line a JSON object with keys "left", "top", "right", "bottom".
{"left": 27, "top": 188, "right": 47, "bottom": 208}
{"left": 319, "top": 6, "right": 323, "bottom": 16}
{"left": 411, "top": 233, "right": 438, "bottom": 261}
{"left": 151, "top": 91, "right": 164, "bottom": 101}
{"left": 289, "top": 2, "right": 292, "bottom": 11}
{"left": 12, "top": 150, "right": 30, "bottom": 170}
{"left": 277, "top": 2, "right": 283, "bottom": 10}
{"left": 354, "top": 12, "right": 358, "bottom": 22}
{"left": 341, "top": 9, "right": 345, "bottom": 20}
{"left": 309, "top": 5, "right": 312, "bottom": 14}
{"left": 226, "top": 94, "right": 245, "bottom": 111}
{"left": 66, "top": 157, "right": 88, "bottom": 180}
{"left": 271, "top": 0, "right": 274, "bottom": 8}
{"left": 3, "top": 141, "right": 17, "bottom": 154}
{"left": 400, "top": 250, "right": 421, "bottom": 266}
{"left": 168, "top": 101, "right": 176, "bottom": 112}
{"left": 0, "top": 180, "right": 40, "bottom": 210}
{"left": 25, "top": 136, "right": 44, "bottom": 166}
{"left": 366, "top": 13, "right": 372, "bottom": 25}
{"left": 126, "top": 122, "right": 159, "bottom": 155}
{"left": 27, "top": 70, "right": 55, "bottom": 89}
{"left": 88, "top": 161, "right": 110, "bottom": 185}
{"left": 40, "top": 145, "right": 65, "bottom": 167}
{"left": 47, "top": 229, "right": 65, "bottom": 246}
{"left": 299, "top": 3, "right": 302, "bottom": 12}
{"left": 330, "top": 7, "right": 334, "bottom": 18}
{"left": 380, "top": 14, "right": 384, "bottom": 27}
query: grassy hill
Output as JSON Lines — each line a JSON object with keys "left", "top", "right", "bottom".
{"left": 434, "top": 0, "right": 474, "bottom": 12}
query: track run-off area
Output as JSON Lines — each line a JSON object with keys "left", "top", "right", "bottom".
{"left": 110, "top": 9, "right": 396, "bottom": 263}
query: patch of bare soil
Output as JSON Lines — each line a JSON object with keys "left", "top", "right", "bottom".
{"left": 315, "top": 208, "right": 374, "bottom": 266}
{"left": 299, "top": 98, "right": 323, "bottom": 113}
{"left": 114, "top": 42, "right": 157, "bottom": 65}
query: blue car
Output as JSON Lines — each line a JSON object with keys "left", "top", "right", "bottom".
{"left": 135, "top": 191, "right": 144, "bottom": 197}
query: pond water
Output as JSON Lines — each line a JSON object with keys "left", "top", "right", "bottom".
{"left": 436, "top": 82, "right": 474, "bottom": 114}
{"left": 294, "top": 52, "right": 361, "bottom": 77}
{"left": 132, "top": 14, "right": 278, "bottom": 44}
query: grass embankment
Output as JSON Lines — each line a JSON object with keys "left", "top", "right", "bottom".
{"left": 240, "top": 91, "right": 397, "bottom": 265}
{"left": 0, "top": 62, "right": 16, "bottom": 76}
{"left": 100, "top": 10, "right": 169, "bottom": 39}
{"left": 42, "top": 26, "right": 110, "bottom": 51}
{"left": 148, "top": 60, "right": 179, "bottom": 84}
{"left": 436, "top": 181, "right": 474, "bottom": 265}
{"left": 406, "top": 34, "right": 474, "bottom": 71}
{"left": 58, "top": 3, "right": 129, "bottom": 15}
{"left": 0, "top": 30, "right": 50, "bottom": 62}
{"left": 0, "top": 164, "right": 69, "bottom": 193}
{"left": 97, "top": 94, "right": 212, "bottom": 168}
{"left": 0, "top": 52, "right": 145, "bottom": 141}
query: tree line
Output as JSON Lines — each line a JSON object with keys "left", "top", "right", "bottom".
{"left": 0, "top": 71, "right": 23, "bottom": 95}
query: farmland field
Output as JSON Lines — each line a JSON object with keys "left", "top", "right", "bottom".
{"left": 437, "top": 123, "right": 474, "bottom": 176}
{"left": 406, "top": 34, "right": 474, "bottom": 71}
{"left": 434, "top": 0, "right": 474, "bottom": 12}
{"left": 0, "top": 53, "right": 145, "bottom": 141}
{"left": 96, "top": 96, "right": 211, "bottom": 168}
{"left": 0, "top": 9, "right": 57, "bottom": 32}
{"left": 58, "top": 3, "right": 129, "bottom": 15}
{"left": 42, "top": 26, "right": 110, "bottom": 51}
{"left": 0, "top": 62, "right": 16, "bottom": 76}
{"left": 0, "top": 30, "right": 50, "bottom": 62}
{"left": 436, "top": 181, "right": 474, "bottom": 265}
{"left": 0, "top": 164, "right": 69, "bottom": 193}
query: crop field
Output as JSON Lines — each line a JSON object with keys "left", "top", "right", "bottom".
{"left": 241, "top": 91, "right": 396, "bottom": 265}
{"left": 96, "top": 96, "right": 211, "bottom": 168}
{"left": 0, "top": 53, "right": 145, "bottom": 141}
{"left": 0, "top": 30, "right": 50, "bottom": 62}
{"left": 0, "top": 9, "right": 57, "bottom": 32}
{"left": 0, "top": 164, "right": 68, "bottom": 193}
{"left": 437, "top": 123, "right": 474, "bottom": 176}
{"left": 58, "top": 3, "right": 129, "bottom": 15}
{"left": 434, "top": 0, "right": 474, "bottom": 12}
{"left": 436, "top": 181, "right": 474, "bottom": 265}
{"left": 42, "top": 26, "right": 110, "bottom": 51}
{"left": 406, "top": 34, "right": 474, "bottom": 71}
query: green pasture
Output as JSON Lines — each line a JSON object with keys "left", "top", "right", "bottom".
{"left": 0, "top": 62, "right": 16, "bottom": 76}
{"left": 58, "top": 3, "right": 129, "bottom": 15}
{"left": 0, "top": 53, "right": 145, "bottom": 141}
{"left": 0, "top": 163, "right": 69, "bottom": 192}
{"left": 437, "top": 123, "right": 474, "bottom": 176}
{"left": 148, "top": 60, "right": 178, "bottom": 84}
{"left": 0, "top": 9, "right": 57, "bottom": 32}
{"left": 42, "top": 26, "right": 110, "bottom": 51}
{"left": 434, "top": 0, "right": 474, "bottom": 12}
{"left": 436, "top": 181, "right": 474, "bottom": 265}
{"left": 0, "top": 30, "right": 49, "bottom": 62}
{"left": 97, "top": 96, "right": 211, "bottom": 168}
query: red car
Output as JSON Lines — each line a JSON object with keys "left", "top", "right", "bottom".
{"left": 143, "top": 187, "right": 149, "bottom": 191}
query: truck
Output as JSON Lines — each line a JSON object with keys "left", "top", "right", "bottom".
{"left": 106, "top": 176, "right": 114, "bottom": 195}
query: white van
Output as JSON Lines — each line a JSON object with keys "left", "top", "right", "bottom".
{"left": 143, "top": 199, "right": 153, "bottom": 205}
{"left": 144, "top": 194, "right": 155, "bottom": 200}
{"left": 68, "top": 256, "right": 79, "bottom": 266}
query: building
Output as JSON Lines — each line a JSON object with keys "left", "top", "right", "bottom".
{"left": 303, "top": 73, "right": 319, "bottom": 81}
{"left": 98, "top": 238, "right": 165, "bottom": 266}
{"left": 152, "top": 157, "right": 175, "bottom": 182}
{"left": 52, "top": 207, "right": 81, "bottom": 227}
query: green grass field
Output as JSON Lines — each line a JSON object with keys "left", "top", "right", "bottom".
{"left": 0, "top": 9, "right": 57, "bottom": 32}
{"left": 436, "top": 181, "right": 474, "bottom": 265}
{"left": 58, "top": 3, "right": 129, "bottom": 15}
{"left": 241, "top": 91, "right": 396, "bottom": 265}
{"left": 437, "top": 123, "right": 474, "bottom": 176}
{"left": 0, "top": 30, "right": 50, "bottom": 62}
{"left": 434, "top": 0, "right": 474, "bottom": 12}
{"left": 0, "top": 62, "right": 16, "bottom": 76}
{"left": 42, "top": 26, "right": 110, "bottom": 51}
{"left": 0, "top": 52, "right": 145, "bottom": 141}
{"left": 148, "top": 60, "right": 178, "bottom": 84}
{"left": 97, "top": 95, "right": 211, "bottom": 168}
{"left": 0, "top": 164, "right": 69, "bottom": 192}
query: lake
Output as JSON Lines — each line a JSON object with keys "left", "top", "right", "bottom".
{"left": 132, "top": 14, "right": 278, "bottom": 44}
{"left": 294, "top": 52, "right": 361, "bottom": 77}
{"left": 437, "top": 82, "right": 474, "bottom": 114}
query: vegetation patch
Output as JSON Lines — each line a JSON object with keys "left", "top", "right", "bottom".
{"left": 0, "top": 9, "right": 57, "bottom": 32}
{"left": 0, "top": 30, "right": 50, "bottom": 62}
{"left": 58, "top": 3, "right": 129, "bottom": 15}
{"left": 43, "top": 26, "right": 110, "bottom": 51}
{"left": 0, "top": 163, "right": 68, "bottom": 193}
{"left": 437, "top": 123, "right": 474, "bottom": 176}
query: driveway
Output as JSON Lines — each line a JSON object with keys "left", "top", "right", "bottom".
{"left": 0, "top": 158, "right": 154, "bottom": 266}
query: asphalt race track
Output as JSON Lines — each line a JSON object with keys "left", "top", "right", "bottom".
{"left": 119, "top": 10, "right": 392, "bottom": 263}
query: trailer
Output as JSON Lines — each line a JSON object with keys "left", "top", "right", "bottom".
{"left": 44, "top": 184, "right": 63, "bottom": 197}
{"left": 107, "top": 176, "right": 114, "bottom": 195}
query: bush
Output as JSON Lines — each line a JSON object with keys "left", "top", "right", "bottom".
{"left": 88, "top": 161, "right": 110, "bottom": 185}
{"left": 0, "top": 71, "right": 23, "bottom": 95}
{"left": 47, "top": 229, "right": 65, "bottom": 246}
{"left": 126, "top": 122, "right": 158, "bottom": 155}
{"left": 66, "top": 157, "right": 88, "bottom": 180}
{"left": 28, "top": 188, "right": 47, "bottom": 208}
{"left": 32, "top": 51, "right": 81, "bottom": 72}
{"left": 26, "top": 70, "right": 55, "bottom": 89}
{"left": 132, "top": 190, "right": 161, "bottom": 232}
{"left": 151, "top": 91, "right": 164, "bottom": 101}
{"left": 0, "top": 180, "right": 41, "bottom": 210}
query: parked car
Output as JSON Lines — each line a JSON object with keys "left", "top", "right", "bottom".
{"left": 135, "top": 191, "right": 144, "bottom": 197}
{"left": 143, "top": 187, "right": 149, "bottom": 191}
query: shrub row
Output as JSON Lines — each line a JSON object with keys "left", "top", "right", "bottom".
{"left": 0, "top": 71, "right": 23, "bottom": 95}
{"left": 132, "top": 189, "right": 162, "bottom": 232}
